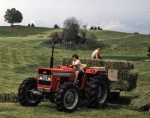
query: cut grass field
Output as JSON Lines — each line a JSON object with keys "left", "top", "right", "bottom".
{"left": 0, "top": 101, "right": 149, "bottom": 118}
{"left": 0, "top": 26, "right": 150, "bottom": 118}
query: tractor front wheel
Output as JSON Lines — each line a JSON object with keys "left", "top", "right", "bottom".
{"left": 18, "top": 77, "right": 42, "bottom": 106}
{"left": 55, "top": 82, "right": 80, "bottom": 112}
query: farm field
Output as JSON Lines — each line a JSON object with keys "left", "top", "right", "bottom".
{"left": 0, "top": 26, "right": 150, "bottom": 118}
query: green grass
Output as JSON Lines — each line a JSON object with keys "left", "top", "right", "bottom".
{"left": 0, "top": 26, "right": 150, "bottom": 117}
{"left": 0, "top": 100, "right": 150, "bottom": 118}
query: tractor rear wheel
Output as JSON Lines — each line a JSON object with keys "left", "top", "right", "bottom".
{"left": 85, "top": 74, "right": 109, "bottom": 108}
{"left": 18, "top": 77, "right": 42, "bottom": 106}
{"left": 55, "top": 82, "right": 80, "bottom": 112}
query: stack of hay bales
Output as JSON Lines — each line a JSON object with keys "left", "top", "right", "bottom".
{"left": 62, "top": 58, "right": 138, "bottom": 91}
{"left": 130, "top": 92, "right": 150, "bottom": 111}
{"left": 0, "top": 92, "right": 18, "bottom": 103}
{"left": 110, "top": 69, "right": 138, "bottom": 91}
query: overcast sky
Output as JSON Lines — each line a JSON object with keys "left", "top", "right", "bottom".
{"left": 0, "top": 0, "right": 150, "bottom": 34}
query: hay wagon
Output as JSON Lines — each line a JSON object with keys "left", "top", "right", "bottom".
{"left": 17, "top": 43, "right": 138, "bottom": 112}
{"left": 62, "top": 58, "right": 138, "bottom": 100}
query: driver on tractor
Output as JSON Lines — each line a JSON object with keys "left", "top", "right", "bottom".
{"left": 70, "top": 54, "right": 84, "bottom": 83}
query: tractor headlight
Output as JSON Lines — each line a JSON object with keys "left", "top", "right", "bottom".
{"left": 38, "top": 75, "right": 51, "bottom": 81}
{"left": 39, "top": 75, "right": 42, "bottom": 80}
{"left": 47, "top": 76, "right": 51, "bottom": 81}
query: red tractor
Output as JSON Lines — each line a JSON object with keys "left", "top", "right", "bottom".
{"left": 18, "top": 44, "right": 110, "bottom": 112}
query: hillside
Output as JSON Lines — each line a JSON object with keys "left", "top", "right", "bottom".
{"left": 0, "top": 26, "right": 150, "bottom": 117}
{"left": 0, "top": 26, "right": 51, "bottom": 37}
{"left": 0, "top": 26, "right": 150, "bottom": 92}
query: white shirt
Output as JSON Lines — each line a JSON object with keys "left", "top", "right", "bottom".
{"left": 72, "top": 60, "right": 84, "bottom": 72}
{"left": 91, "top": 49, "right": 99, "bottom": 58}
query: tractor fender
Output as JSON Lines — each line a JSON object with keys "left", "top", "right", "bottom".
{"left": 52, "top": 77, "right": 71, "bottom": 92}
{"left": 52, "top": 77, "right": 61, "bottom": 92}
{"left": 85, "top": 67, "right": 107, "bottom": 75}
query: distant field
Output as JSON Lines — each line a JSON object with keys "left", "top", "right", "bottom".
{"left": 0, "top": 26, "right": 150, "bottom": 118}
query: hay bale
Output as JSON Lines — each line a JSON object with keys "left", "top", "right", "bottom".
{"left": 110, "top": 80, "right": 129, "bottom": 91}
{"left": 118, "top": 69, "right": 138, "bottom": 81}
{"left": 130, "top": 92, "right": 150, "bottom": 111}
{"left": 0, "top": 92, "right": 18, "bottom": 103}
{"left": 62, "top": 58, "right": 134, "bottom": 70}
{"left": 117, "top": 69, "right": 138, "bottom": 90}
{"left": 109, "top": 69, "right": 138, "bottom": 91}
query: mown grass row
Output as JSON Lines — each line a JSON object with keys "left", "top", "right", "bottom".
{"left": 0, "top": 32, "right": 150, "bottom": 93}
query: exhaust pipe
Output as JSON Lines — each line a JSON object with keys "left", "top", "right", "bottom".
{"left": 50, "top": 43, "right": 54, "bottom": 68}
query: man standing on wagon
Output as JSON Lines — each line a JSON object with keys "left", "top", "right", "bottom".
{"left": 91, "top": 46, "right": 102, "bottom": 59}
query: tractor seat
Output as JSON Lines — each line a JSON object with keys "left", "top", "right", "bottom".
{"left": 77, "top": 64, "right": 87, "bottom": 81}
{"left": 82, "top": 64, "right": 87, "bottom": 71}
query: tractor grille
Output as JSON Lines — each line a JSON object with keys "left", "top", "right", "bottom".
{"left": 39, "top": 80, "right": 51, "bottom": 86}
{"left": 38, "top": 69, "right": 51, "bottom": 86}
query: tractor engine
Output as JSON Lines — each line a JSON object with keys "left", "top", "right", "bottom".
{"left": 37, "top": 66, "right": 75, "bottom": 93}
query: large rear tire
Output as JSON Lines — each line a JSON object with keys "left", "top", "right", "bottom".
{"left": 85, "top": 74, "right": 109, "bottom": 108}
{"left": 18, "top": 77, "right": 42, "bottom": 106}
{"left": 55, "top": 82, "right": 80, "bottom": 112}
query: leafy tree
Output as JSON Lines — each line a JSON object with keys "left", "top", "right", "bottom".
{"left": 4, "top": 8, "right": 23, "bottom": 26}
{"left": 54, "top": 24, "right": 59, "bottom": 28}
{"left": 49, "top": 32, "right": 62, "bottom": 44}
{"left": 98, "top": 26, "right": 103, "bottom": 30}
{"left": 80, "top": 25, "right": 87, "bottom": 38}
{"left": 31, "top": 23, "right": 35, "bottom": 27}
{"left": 94, "top": 27, "right": 97, "bottom": 30}
{"left": 63, "top": 17, "right": 80, "bottom": 42}
{"left": 90, "top": 26, "right": 94, "bottom": 30}
{"left": 28, "top": 23, "right": 30, "bottom": 27}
